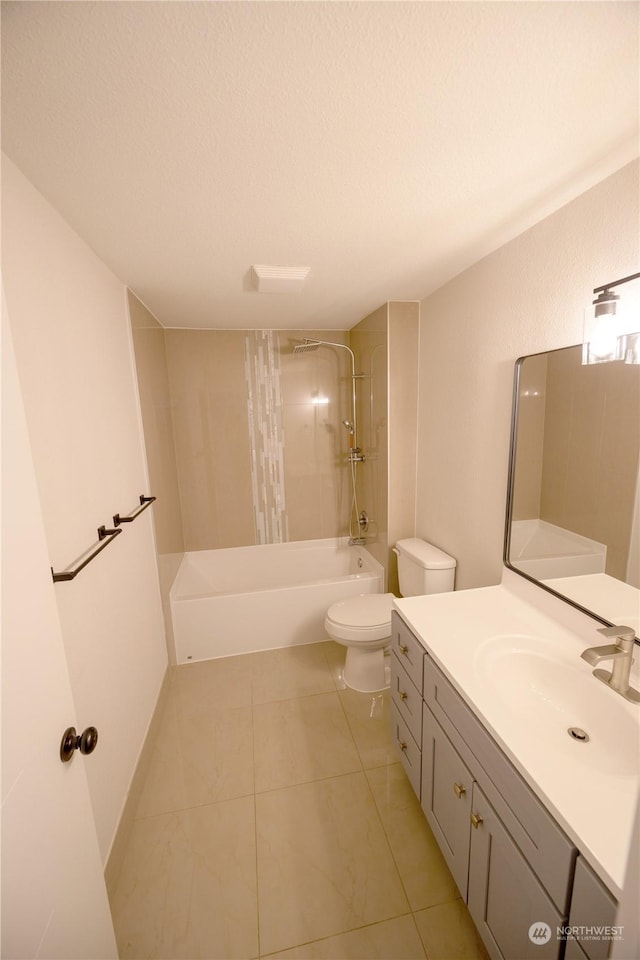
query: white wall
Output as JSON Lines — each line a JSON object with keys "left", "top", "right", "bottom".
{"left": 1, "top": 155, "right": 168, "bottom": 862}
{"left": 417, "top": 159, "right": 639, "bottom": 590}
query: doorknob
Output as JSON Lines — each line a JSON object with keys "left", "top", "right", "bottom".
{"left": 60, "top": 726, "right": 99, "bottom": 763}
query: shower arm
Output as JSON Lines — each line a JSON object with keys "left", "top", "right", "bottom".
{"left": 301, "top": 338, "right": 360, "bottom": 448}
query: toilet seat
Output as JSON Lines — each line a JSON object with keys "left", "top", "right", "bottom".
{"left": 325, "top": 593, "right": 395, "bottom": 643}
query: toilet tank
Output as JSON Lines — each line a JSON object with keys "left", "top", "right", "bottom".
{"left": 395, "top": 538, "right": 456, "bottom": 597}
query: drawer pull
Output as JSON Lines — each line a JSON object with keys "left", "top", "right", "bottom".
{"left": 470, "top": 812, "right": 484, "bottom": 829}
{"left": 400, "top": 644, "right": 409, "bottom": 655}
{"left": 453, "top": 782, "right": 466, "bottom": 799}
{"left": 399, "top": 690, "right": 408, "bottom": 701}
{"left": 399, "top": 741, "right": 408, "bottom": 752}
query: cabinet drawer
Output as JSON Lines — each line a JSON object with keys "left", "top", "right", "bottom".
{"left": 468, "top": 784, "right": 565, "bottom": 960}
{"left": 424, "top": 657, "right": 575, "bottom": 914}
{"left": 391, "top": 611, "right": 425, "bottom": 693}
{"left": 567, "top": 857, "right": 618, "bottom": 960}
{"left": 391, "top": 654, "right": 423, "bottom": 746}
{"left": 391, "top": 703, "right": 421, "bottom": 798}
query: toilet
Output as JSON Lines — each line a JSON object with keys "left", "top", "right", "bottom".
{"left": 325, "top": 539, "right": 456, "bottom": 692}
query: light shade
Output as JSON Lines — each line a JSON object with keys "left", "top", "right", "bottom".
{"left": 252, "top": 264, "right": 310, "bottom": 294}
{"left": 582, "top": 277, "right": 640, "bottom": 365}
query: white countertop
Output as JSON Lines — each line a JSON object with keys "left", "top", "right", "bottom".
{"left": 394, "top": 579, "right": 640, "bottom": 898}
{"left": 542, "top": 573, "right": 640, "bottom": 633}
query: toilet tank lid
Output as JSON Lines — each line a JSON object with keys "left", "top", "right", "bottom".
{"left": 395, "top": 538, "right": 456, "bottom": 569}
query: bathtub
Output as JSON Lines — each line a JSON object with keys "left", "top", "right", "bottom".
{"left": 170, "top": 537, "right": 384, "bottom": 663}
{"left": 509, "top": 519, "right": 607, "bottom": 580}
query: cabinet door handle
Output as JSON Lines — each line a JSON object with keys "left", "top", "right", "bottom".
{"left": 453, "top": 782, "right": 466, "bottom": 799}
{"left": 399, "top": 741, "right": 408, "bottom": 752}
{"left": 399, "top": 644, "right": 409, "bottom": 655}
{"left": 470, "top": 812, "right": 484, "bottom": 829}
{"left": 399, "top": 690, "right": 408, "bottom": 701}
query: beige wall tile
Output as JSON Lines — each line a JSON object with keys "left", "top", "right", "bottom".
{"left": 280, "top": 330, "right": 353, "bottom": 541}
{"left": 350, "top": 306, "right": 388, "bottom": 573}
{"left": 165, "top": 329, "right": 255, "bottom": 550}
{"left": 388, "top": 302, "right": 420, "bottom": 593}
{"left": 539, "top": 345, "right": 640, "bottom": 579}
{"left": 511, "top": 354, "right": 547, "bottom": 520}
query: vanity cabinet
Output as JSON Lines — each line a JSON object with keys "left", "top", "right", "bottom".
{"left": 390, "top": 612, "right": 426, "bottom": 796}
{"left": 563, "top": 856, "right": 618, "bottom": 960}
{"left": 466, "top": 782, "right": 564, "bottom": 960}
{"left": 390, "top": 610, "right": 594, "bottom": 960}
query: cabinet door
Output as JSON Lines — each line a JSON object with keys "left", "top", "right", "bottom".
{"left": 565, "top": 939, "right": 590, "bottom": 960}
{"left": 422, "top": 705, "right": 472, "bottom": 899}
{"left": 468, "top": 784, "right": 564, "bottom": 960}
{"left": 568, "top": 857, "right": 618, "bottom": 960}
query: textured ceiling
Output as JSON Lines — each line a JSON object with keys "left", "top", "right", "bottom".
{"left": 1, "top": 1, "right": 638, "bottom": 330}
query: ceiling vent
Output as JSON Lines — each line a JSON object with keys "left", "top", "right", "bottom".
{"left": 252, "top": 264, "right": 310, "bottom": 293}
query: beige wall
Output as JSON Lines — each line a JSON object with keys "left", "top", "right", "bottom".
{"left": 128, "top": 293, "right": 184, "bottom": 661}
{"left": 2, "top": 155, "right": 167, "bottom": 862}
{"left": 129, "top": 294, "right": 184, "bottom": 555}
{"left": 417, "top": 159, "right": 639, "bottom": 590}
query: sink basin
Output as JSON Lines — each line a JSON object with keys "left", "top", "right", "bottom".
{"left": 474, "top": 634, "right": 640, "bottom": 776}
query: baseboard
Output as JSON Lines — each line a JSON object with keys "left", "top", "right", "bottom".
{"left": 103, "top": 665, "right": 172, "bottom": 901}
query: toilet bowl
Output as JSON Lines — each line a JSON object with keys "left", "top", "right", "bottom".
{"left": 324, "top": 593, "right": 395, "bottom": 692}
{"left": 325, "top": 539, "right": 456, "bottom": 692}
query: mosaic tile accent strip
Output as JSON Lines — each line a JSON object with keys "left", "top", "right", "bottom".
{"left": 244, "top": 330, "right": 289, "bottom": 544}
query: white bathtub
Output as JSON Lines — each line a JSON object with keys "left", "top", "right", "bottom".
{"left": 170, "top": 538, "right": 384, "bottom": 663}
{"left": 509, "top": 519, "right": 607, "bottom": 580}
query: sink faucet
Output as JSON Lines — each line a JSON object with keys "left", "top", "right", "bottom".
{"left": 581, "top": 625, "right": 640, "bottom": 704}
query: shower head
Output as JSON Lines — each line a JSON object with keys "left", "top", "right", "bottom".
{"left": 292, "top": 340, "right": 321, "bottom": 355}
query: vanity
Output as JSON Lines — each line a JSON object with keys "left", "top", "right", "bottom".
{"left": 391, "top": 342, "right": 640, "bottom": 960}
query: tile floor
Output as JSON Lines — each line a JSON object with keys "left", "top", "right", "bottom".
{"left": 110, "top": 641, "right": 490, "bottom": 960}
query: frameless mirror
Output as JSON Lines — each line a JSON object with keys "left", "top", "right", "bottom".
{"left": 504, "top": 343, "right": 640, "bottom": 631}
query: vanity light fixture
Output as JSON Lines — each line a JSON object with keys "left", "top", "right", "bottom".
{"left": 582, "top": 271, "right": 640, "bottom": 364}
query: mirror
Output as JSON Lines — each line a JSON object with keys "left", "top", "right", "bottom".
{"left": 504, "top": 343, "right": 640, "bottom": 631}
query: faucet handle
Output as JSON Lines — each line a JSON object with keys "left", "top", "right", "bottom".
{"left": 597, "top": 624, "right": 636, "bottom": 646}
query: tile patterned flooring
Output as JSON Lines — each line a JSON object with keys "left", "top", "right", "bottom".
{"left": 109, "top": 642, "right": 490, "bottom": 960}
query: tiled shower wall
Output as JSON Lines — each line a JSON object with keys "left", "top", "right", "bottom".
{"left": 130, "top": 299, "right": 354, "bottom": 553}
{"left": 350, "top": 302, "right": 419, "bottom": 595}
